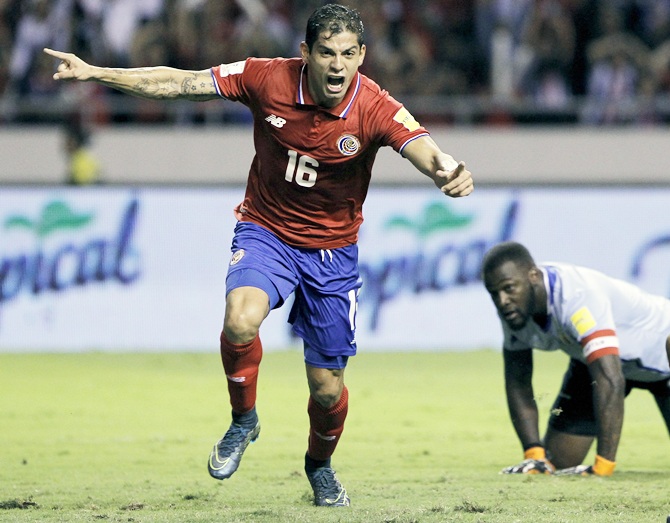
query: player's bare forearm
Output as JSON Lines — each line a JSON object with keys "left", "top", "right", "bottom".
{"left": 590, "top": 356, "right": 625, "bottom": 461}
{"left": 403, "top": 136, "right": 455, "bottom": 178}
{"left": 504, "top": 349, "right": 542, "bottom": 447}
{"left": 402, "top": 136, "right": 473, "bottom": 197}
{"left": 95, "top": 67, "right": 218, "bottom": 101}
{"left": 44, "top": 48, "right": 218, "bottom": 101}
{"left": 506, "top": 378, "right": 542, "bottom": 447}
{"left": 595, "top": 402, "right": 623, "bottom": 463}
{"left": 509, "top": 393, "right": 540, "bottom": 438}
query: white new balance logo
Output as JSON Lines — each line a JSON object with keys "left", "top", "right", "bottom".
{"left": 265, "top": 114, "right": 286, "bottom": 128}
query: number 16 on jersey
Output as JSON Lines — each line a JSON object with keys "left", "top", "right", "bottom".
{"left": 285, "top": 150, "right": 319, "bottom": 188}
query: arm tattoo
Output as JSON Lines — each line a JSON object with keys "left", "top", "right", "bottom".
{"left": 136, "top": 77, "right": 180, "bottom": 98}
{"left": 103, "top": 68, "right": 216, "bottom": 101}
{"left": 180, "top": 72, "right": 217, "bottom": 100}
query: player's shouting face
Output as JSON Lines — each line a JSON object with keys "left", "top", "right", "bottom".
{"left": 484, "top": 261, "right": 544, "bottom": 331}
{"left": 300, "top": 30, "right": 366, "bottom": 108}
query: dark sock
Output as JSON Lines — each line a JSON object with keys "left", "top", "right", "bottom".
{"left": 305, "top": 452, "right": 331, "bottom": 472}
{"left": 232, "top": 406, "right": 258, "bottom": 428}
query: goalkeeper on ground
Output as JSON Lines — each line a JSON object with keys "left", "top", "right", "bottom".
{"left": 482, "top": 241, "right": 670, "bottom": 476}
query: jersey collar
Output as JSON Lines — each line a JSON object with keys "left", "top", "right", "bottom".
{"left": 541, "top": 266, "right": 557, "bottom": 309}
{"left": 296, "top": 63, "right": 361, "bottom": 118}
{"left": 538, "top": 266, "right": 557, "bottom": 331}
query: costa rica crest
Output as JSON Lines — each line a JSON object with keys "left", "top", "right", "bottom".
{"left": 337, "top": 135, "right": 360, "bottom": 156}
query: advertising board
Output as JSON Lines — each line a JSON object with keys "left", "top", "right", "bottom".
{"left": 2, "top": 186, "right": 668, "bottom": 352}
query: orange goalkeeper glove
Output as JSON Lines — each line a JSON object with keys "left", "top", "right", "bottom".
{"left": 554, "top": 455, "right": 616, "bottom": 477}
{"left": 501, "top": 446, "right": 555, "bottom": 475}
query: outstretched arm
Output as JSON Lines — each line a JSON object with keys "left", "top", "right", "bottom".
{"left": 401, "top": 135, "right": 473, "bottom": 198}
{"left": 43, "top": 48, "right": 219, "bottom": 101}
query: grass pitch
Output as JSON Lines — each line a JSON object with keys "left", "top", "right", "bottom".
{"left": 1, "top": 349, "right": 669, "bottom": 522}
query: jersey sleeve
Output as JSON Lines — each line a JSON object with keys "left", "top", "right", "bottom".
{"left": 563, "top": 293, "right": 620, "bottom": 363}
{"left": 210, "top": 58, "right": 273, "bottom": 105}
{"left": 365, "top": 90, "right": 429, "bottom": 155}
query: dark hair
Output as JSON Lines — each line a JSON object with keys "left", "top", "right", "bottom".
{"left": 305, "top": 4, "right": 365, "bottom": 51}
{"left": 481, "top": 241, "right": 536, "bottom": 277}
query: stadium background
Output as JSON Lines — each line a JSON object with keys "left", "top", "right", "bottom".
{"left": 2, "top": 0, "right": 670, "bottom": 353}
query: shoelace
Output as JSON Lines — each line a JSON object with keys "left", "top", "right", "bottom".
{"left": 309, "top": 468, "right": 342, "bottom": 496}
{"left": 218, "top": 423, "right": 251, "bottom": 454}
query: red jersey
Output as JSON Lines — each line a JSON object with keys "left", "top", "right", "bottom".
{"left": 210, "top": 57, "right": 429, "bottom": 249}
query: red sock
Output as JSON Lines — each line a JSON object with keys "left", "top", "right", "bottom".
{"left": 307, "top": 386, "right": 348, "bottom": 461}
{"left": 219, "top": 331, "right": 262, "bottom": 414}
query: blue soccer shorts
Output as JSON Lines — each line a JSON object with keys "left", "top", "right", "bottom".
{"left": 225, "top": 222, "right": 362, "bottom": 370}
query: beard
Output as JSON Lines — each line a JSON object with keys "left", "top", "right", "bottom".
{"left": 503, "top": 290, "right": 537, "bottom": 331}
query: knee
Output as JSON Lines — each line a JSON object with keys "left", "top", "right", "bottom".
{"left": 306, "top": 366, "right": 345, "bottom": 409}
{"left": 545, "top": 428, "right": 593, "bottom": 469}
{"left": 309, "top": 378, "right": 344, "bottom": 409}
{"left": 223, "top": 311, "right": 260, "bottom": 344}
{"left": 223, "top": 288, "right": 269, "bottom": 344}
{"left": 311, "top": 388, "right": 341, "bottom": 409}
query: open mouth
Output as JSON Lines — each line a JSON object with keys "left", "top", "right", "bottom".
{"left": 327, "top": 76, "right": 345, "bottom": 92}
{"left": 503, "top": 310, "right": 519, "bottom": 322}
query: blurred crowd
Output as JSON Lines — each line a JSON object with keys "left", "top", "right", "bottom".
{"left": 3, "top": 0, "right": 670, "bottom": 125}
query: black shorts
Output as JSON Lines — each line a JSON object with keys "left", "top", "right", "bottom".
{"left": 548, "top": 358, "right": 670, "bottom": 436}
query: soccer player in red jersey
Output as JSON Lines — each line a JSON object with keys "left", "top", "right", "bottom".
{"left": 45, "top": 4, "right": 473, "bottom": 506}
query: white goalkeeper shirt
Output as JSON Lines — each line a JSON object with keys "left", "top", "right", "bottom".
{"left": 502, "top": 263, "right": 670, "bottom": 382}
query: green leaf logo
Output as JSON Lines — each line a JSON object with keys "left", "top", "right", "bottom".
{"left": 4, "top": 200, "right": 94, "bottom": 238}
{"left": 385, "top": 201, "right": 473, "bottom": 238}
